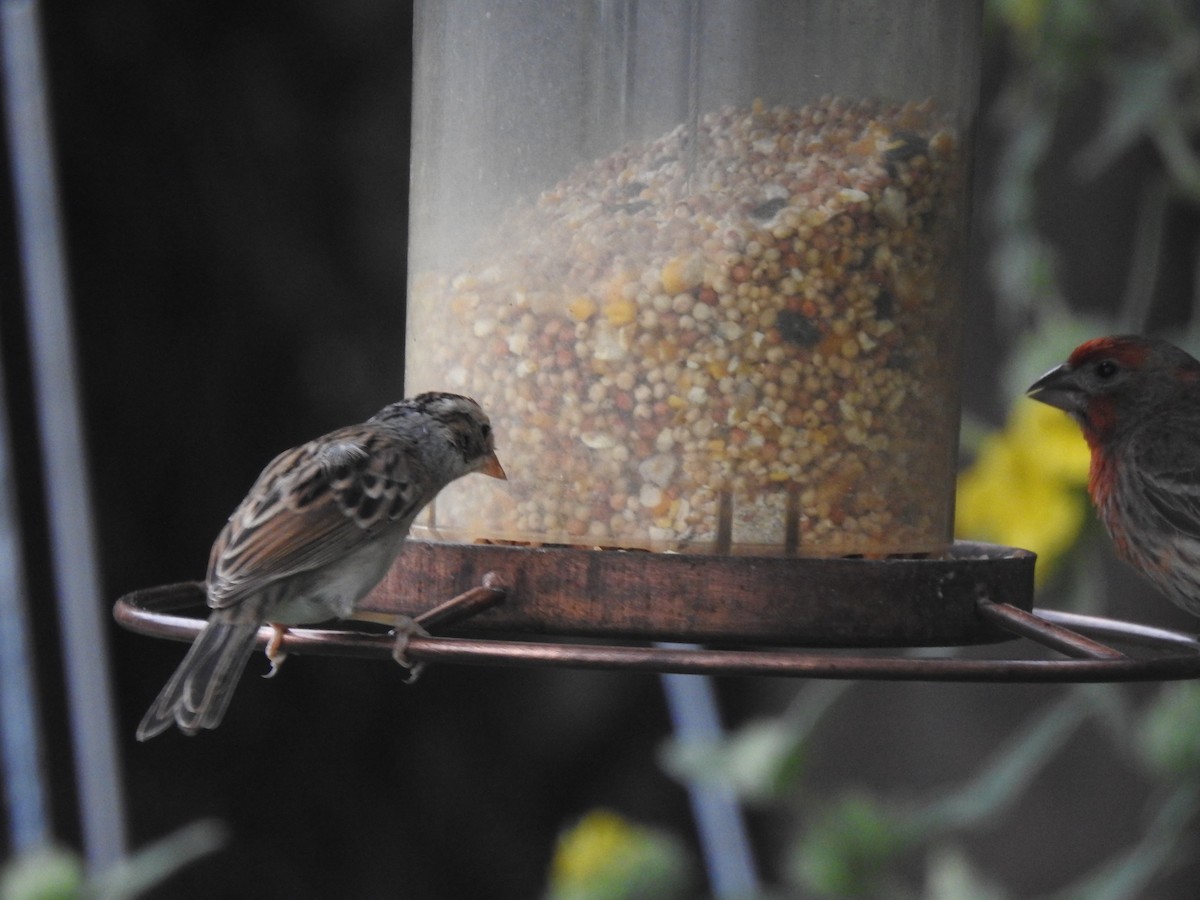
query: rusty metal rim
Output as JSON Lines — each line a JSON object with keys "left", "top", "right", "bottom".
{"left": 367, "top": 539, "right": 1038, "bottom": 647}
{"left": 112, "top": 575, "right": 1200, "bottom": 683}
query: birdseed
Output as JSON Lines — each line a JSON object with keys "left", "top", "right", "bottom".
{"left": 407, "top": 97, "right": 968, "bottom": 555}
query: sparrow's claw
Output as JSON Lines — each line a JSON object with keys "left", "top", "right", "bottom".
{"left": 391, "top": 615, "right": 430, "bottom": 683}
{"left": 264, "top": 624, "right": 289, "bottom": 678}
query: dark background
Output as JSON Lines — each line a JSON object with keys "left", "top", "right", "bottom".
{"left": 4, "top": 1, "right": 1199, "bottom": 897}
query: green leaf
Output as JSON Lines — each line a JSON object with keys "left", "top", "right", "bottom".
{"left": 1077, "top": 58, "right": 1176, "bottom": 177}
{"left": 913, "top": 688, "right": 1093, "bottom": 832}
{"left": 1152, "top": 115, "right": 1200, "bottom": 201}
{"left": 1046, "top": 785, "right": 1200, "bottom": 900}
{"left": 0, "top": 848, "right": 84, "bottom": 900}
{"left": 662, "top": 717, "right": 808, "bottom": 801}
{"left": 789, "top": 793, "right": 916, "bottom": 897}
{"left": 988, "top": 234, "right": 1064, "bottom": 322}
{"left": 88, "top": 819, "right": 227, "bottom": 900}
{"left": 924, "top": 846, "right": 1009, "bottom": 900}
{"left": 660, "top": 682, "right": 849, "bottom": 801}
{"left": 1138, "top": 682, "right": 1200, "bottom": 780}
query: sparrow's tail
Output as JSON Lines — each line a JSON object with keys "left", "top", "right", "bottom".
{"left": 136, "top": 617, "right": 260, "bottom": 741}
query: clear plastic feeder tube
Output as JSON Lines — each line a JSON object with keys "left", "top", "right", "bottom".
{"left": 406, "top": 0, "right": 981, "bottom": 555}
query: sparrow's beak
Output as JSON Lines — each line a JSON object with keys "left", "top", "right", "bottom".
{"left": 479, "top": 451, "right": 507, "bottom": 480}
{"left": 1026, "top": 363, "right": 1084, "bottom": 415}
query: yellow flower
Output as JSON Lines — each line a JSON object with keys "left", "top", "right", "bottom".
{"left": 992, "top": 0, "right": 1048, "bottom": 37}
{"left": 551, "top": 810, "right": 638, "bottom": 887}
{"left": 956, "top": 400, "right": 1091, "bottom": 583}
{"left": 547, "top": 809, "right": 688, "bottom": 900}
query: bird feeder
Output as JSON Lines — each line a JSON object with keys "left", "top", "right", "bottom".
{"left": 115, "top": 0, "right": 1200, "bottom": 680}
{"left": 405, "top": 0, "right": 976, "bottom": 558}
{"left": 392, "top": 0, "right": 1001, "bottom": 645}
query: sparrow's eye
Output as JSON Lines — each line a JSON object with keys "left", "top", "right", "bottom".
{"left": 1095, "top": 360, "right": 1119, "bottom": 379}
{"left": 480, "top": 424, "right": 492, "bottom": 440}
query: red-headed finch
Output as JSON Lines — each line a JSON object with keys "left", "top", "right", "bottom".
{"left": 1028, "top": 335, "right": 1200, "bottom": 615}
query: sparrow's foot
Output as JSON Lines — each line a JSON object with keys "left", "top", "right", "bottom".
{"left": 391, "top": 615, "right": 430, "bottom": 683}
{"left": 264, "top": 623, "right": 289, "bottom": 678}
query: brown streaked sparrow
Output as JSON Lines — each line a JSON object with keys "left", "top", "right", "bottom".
{"left": 136, "top": 392, "right": 505, "bottom": 740}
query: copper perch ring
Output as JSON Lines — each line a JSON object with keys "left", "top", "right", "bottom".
{"left": 113, "top": 541, "right": 1200, "bottom": 683}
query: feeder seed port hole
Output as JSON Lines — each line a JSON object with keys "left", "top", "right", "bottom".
{"left": 113, "top": 541, "right": 1200, "bottom": 683}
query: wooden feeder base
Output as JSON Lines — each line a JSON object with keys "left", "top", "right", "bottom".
{"left": 361, "top": 539, "right": 1033, "bottom": 647}
{"left": 113, "top": 541, "right": 1200, "bottom": 682}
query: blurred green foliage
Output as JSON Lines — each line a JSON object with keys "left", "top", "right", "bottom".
{"left": 0, "top": 821, "right": 224, "bottom": 900}
{"left": 653, "top": 682, "right": 1200, "bottom": 898}
{"left": 989, "top": 0, "right": 1200, "bottom": 331}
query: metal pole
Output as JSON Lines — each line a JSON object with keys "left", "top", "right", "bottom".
{"left": 659, "top": 645, "right": 760, "bottom": 898}
{"left": 0, "top": 349, "right": 50, "bottom": 854}
{"left": 0, "top": 0, "right": 128, "bottom": 868}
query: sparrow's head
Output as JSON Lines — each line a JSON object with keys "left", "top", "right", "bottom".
{"left": 374, "top": 392, "right": 506, "bottom": 480}
{"left": 1027, "top": 335, "right": 1200, "bottom": 443}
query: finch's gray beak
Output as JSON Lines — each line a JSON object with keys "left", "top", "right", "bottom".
{"left": 479, "top": 451, "right": 507, "bottom": 480}
{"left": 1027, "top": 363, "right": 1084, "bottom": 415}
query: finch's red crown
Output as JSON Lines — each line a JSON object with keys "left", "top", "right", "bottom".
{"left": 1067, "top": 336, "right": 1153, "bottom": 371}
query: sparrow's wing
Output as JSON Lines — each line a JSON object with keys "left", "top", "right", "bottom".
{"left": 1130, "top": 421, "right": 1200, "bottom": 540}
{"left": 206, "top": 425, "right": 427, "bottom": 610}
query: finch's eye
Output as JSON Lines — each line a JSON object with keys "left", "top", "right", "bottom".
{"left": 1095, "top": 360, "right": 1119, "bottom": 379}
{"left": 480, "top": 424, "right": 491, "bottom": 440}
